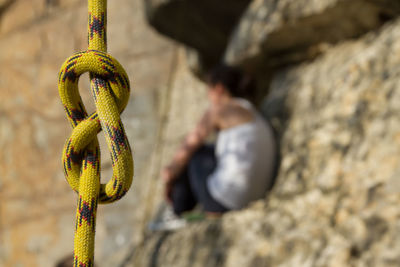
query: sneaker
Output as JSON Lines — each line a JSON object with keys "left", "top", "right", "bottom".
{"left": 148, "top": 203, "right": 187, "bottom": 232}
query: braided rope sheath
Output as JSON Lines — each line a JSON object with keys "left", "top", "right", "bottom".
{"left": 58, "top": 0, "right": 134, "bottom": 265}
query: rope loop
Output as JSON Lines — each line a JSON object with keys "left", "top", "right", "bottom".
{"left": 59, "top": 50, "right": 133, "bottom": 204}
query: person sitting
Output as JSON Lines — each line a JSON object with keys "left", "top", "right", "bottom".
{"left": 161, "top": 64, "right": 277, "bottom": 217}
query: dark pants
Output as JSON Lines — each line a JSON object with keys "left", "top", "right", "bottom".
{"left": 171, "top": 145, "right": 229, "bottom": 215}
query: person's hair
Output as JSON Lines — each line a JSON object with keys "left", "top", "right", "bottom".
{"left": 207, "top": 64, "right": 255, "bottom": 98}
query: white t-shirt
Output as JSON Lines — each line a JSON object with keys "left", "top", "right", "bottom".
{"left": 207, "top": 98, "right": 276, "bottom": 209}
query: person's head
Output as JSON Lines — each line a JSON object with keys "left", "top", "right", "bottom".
{"left": 207, "top": 64, "right": 255, "bottom": 105}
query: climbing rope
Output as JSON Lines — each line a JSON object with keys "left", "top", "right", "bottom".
{"left": 58, "top": 0, "right": 134, "bottom": 265}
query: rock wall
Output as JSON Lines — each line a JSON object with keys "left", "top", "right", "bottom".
{"left": 0, "top": 0, "right": 181, "bottom": 266}
{"left": 128, "top": 16, "right": 400, "bottom": 267}
{"left": 3, "top": 0, "right": 400, "bottom": 266}
{"left": 225, "top": 0, "right": 398, "bottom": 69}
{"left": 122, "top": 1, "right": 400, "bottom": 267}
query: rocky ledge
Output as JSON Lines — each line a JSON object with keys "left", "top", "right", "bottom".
{"left": 126, "top": 15, "right": 400, "bottom": 267}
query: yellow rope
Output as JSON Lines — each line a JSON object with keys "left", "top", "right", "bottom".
{"left": 58, "top": 0, "right": 134, "bottom": 265}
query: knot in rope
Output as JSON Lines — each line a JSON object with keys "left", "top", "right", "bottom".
{"left": 59, "top": 50, "right": 133, "bottom": 203}
{"left": 58, "top": 1, "right": 134, "bottom": 265}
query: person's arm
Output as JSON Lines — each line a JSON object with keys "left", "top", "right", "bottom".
{"left": 162, "top": 107, "right": 218, "bottom": 183}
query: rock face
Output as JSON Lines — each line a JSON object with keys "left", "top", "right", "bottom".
{"left": 144, "top": 0, "right": 251, "bottom": 75}
{"left": 145, "top": 0, "right": 400, "bottom": 105}
{"left": 224, "top": 0, "right": 398, "bottom": 70}
{"left": 145, "top": 0, "right": 400, "bottom": 80}
{"left": 128, "top": 17, "right": 400, "bottom": 267}
{"left": 0, "top": 0, "right": 178, "bottom": 266}
{"left": 3, "top": 0, "right": 400, "bottom": 266}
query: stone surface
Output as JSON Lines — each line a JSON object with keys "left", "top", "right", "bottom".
{"left": 0, "top": 0, "right": 176, "bottom": 266}
{"left": 144, "top": 0, "right": 251, "bottom": 75}
{"left": 126, "top": 17, "right": 400, "bottom": 267}
{"left": 3, "top": 0, "right": 400, "bottom": 266}
{"left": 145, "top": 0, "right": 400, "bottom": 103}
{"left": 224, "top": 0, "right": 400, "bottom": 72}
{"left": 0, "top": 0, "right": 13, "bottom": 14}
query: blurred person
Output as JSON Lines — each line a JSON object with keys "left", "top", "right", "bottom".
{"left": 153, "top": 64, "right": 277, "bottom": 230}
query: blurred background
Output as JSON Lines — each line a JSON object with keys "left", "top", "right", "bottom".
{"left": 2, "top": 0, "right": 400, "bottom": 266}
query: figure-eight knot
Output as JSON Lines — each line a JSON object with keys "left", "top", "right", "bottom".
{"left": 58, "top": 49, "right": 134, "bottom": 204}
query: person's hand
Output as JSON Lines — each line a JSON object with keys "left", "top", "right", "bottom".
{"left": 161, "top": 166, "right": 175, "bottom": 184}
